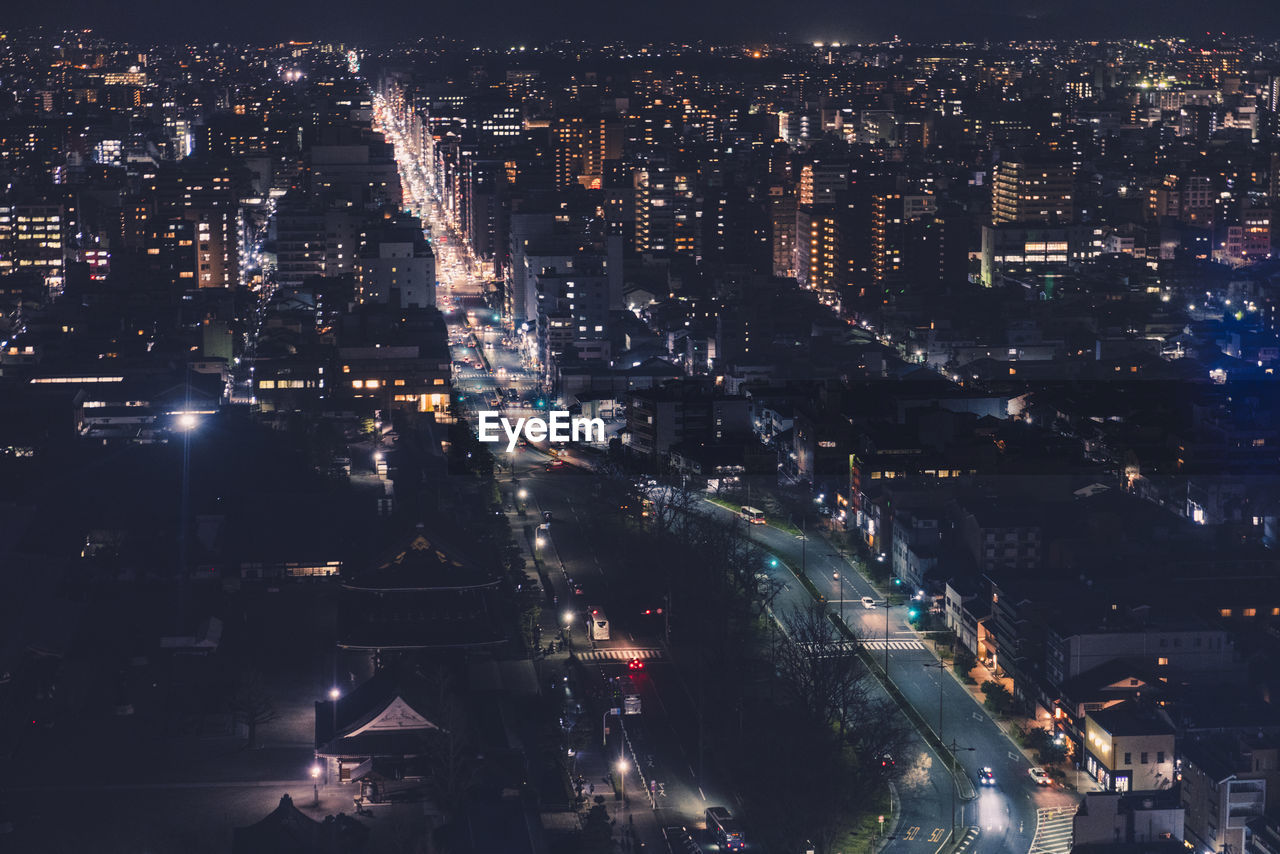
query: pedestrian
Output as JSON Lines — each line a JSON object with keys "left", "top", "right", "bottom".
{"left": 589, "top": 782, "right": 595, "bottom": 796}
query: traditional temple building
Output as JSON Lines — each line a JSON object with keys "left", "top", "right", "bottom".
{"left": 314, "top": 666, "right": 453, "bottom": 802}
{"left": 231, "top": 794, "right": 368, "bottom": 854}
{"left": 337, "top": 525, "right": 506, "bottom": 655}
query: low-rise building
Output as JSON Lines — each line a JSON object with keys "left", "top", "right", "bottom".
{"left": 1082, "top": 706, "right": 1176, "bottom": 794}
{"left": 1072, "top": 791, "right": 1183, "bottom": 847}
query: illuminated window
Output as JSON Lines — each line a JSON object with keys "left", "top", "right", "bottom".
{"left": 352, "top": 380, "right": 364, "bottom": 389}
{"left": 366, "top": 380, "right": 379, "bottom": 389}
{"left": 1220, "top": 608, "right": 1232, "bottom": 618}
{"left": 394, "top": 379, "right": 405, "bottom": 386}
{"left": 1157, "top": 657, "right": 1168, "bottom": 666}
{"left": 433, "top": 378, "right": 445, "bottom": 385}
{"left": 1243, "top": 608, "right": 1257, "bottom": 617}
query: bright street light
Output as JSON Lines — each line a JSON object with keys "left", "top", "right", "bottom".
{"left": 616, "top": 757, "right": 630, "bottom": 800}
{"left": 329, "top": 687, "right": 340, "bottom": 701}
{"left": 176, "top": 412, "right": 199, "bottom": 431}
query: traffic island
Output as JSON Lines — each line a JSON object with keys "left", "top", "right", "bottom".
{"left": 947, "top": 826, "right": 981, "bottom": 854}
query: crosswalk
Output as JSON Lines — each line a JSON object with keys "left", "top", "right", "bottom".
{"left": 797, "top": 639, "right": 925, "bottom": 654}
{"left": 575, "top": 648, "right": 665, "bottom": 663}
{"left": 863, "top": 639, "right": 925, "bottom": 651}
{"left": 1030, "top": 806, "right": 1075, "bottom": 854}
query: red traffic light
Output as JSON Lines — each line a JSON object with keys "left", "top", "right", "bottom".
{"left": 643, "top": 609, "right": 652, "bottom": 615}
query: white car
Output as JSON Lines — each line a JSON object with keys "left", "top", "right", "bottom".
{"left": 861, "top": 596, "right": 876, "bottom": 609}
{"left": 1027, "top": 767, "right": 1051, "bottom": 786}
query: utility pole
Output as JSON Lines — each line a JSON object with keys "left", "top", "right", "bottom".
{"left": 801, "top": 516, "right": 807, "bottom": 576}
{"left": 884, "top": 601, "right": 891, "bottom": 679}
{"left": 923, "top": 661, "right": 946, "bottom": 744}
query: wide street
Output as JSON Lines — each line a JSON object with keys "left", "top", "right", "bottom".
{"left": 721, "top": 509, "right": 1082, "bottom": 854}
{"left": 376, "top": 89, "right": 1082, "bottom": 854}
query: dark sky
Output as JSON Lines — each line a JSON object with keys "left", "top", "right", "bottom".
{"left": 14, "top": 0, "right": 1280, "bottom": 45}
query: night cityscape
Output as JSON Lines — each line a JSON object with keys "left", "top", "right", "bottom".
{"left": 2, "top": 14, "right": 1280, "bottom": 854}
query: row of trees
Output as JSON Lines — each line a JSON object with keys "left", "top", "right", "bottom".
{"left": 578, "top": 471, "right": 909, "bottom": 854}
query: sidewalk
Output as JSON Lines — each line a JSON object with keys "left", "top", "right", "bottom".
{"left": 571, "top": 722, "right": 668, "bottom": 853}
{"left": 506, "top": 473, "right": 667, "bottom": 851}
{"left": 826, "top": 531, "right": 1092, "bottom": 794}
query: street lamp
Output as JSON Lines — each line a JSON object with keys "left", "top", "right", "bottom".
{"left": 310, "top": 762, "right": 321, "bottom": 806}
{"left": 946, "top": 742, "right": 977, "bottom": 838}
{"left": 617, "top": 758, "right": 629, "bottom": 802}
{"left": 832, "top": 571, "right": 842, "bottom": 620}
{"left": 922, "top": 661, "right": 947, "bottom": 744}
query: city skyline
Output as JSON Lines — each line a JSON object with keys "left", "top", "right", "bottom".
{"left": 2, "top": 19, "right": 1280, "bottom": 854}
{"left": 10, "top": 1, "right": 1280, "bottom": 45}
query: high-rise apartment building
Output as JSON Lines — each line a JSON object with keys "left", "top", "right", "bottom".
{"left": 991, "top": 160, "right": 1075, "bottom": 225}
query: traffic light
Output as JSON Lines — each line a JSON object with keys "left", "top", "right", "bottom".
{"left": 907, "top": 608, "right": 919, "bottom": 619}
{"left": 770, "top": 558, "right": 779, "bottom": 567}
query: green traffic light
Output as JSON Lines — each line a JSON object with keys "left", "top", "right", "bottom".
{"left": 770, "top": 559, "right": 778, "bottom": 567}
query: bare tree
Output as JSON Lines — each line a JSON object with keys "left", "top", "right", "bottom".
{"left": 421, "top": 668, "right": 477, "bottom": 817}
{"left": 644, "top": 473, "right": 701, "bottom": 537}
{"left": 229, "top": 669, "right": 277, "bottom": 749}
{"left": 775, "top": 603, "right": 869, "bottom": 733}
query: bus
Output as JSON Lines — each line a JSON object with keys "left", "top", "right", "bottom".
{"left": 739, "top": 506, "right": 766, "bottom": 525}
{"left": 705, "top": 807, "right": 745, "bottom": 851}
{"left": 589, "top": 608, "right": 610, "bottom": 641}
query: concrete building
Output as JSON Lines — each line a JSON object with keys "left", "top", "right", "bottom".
{"left": 625, "top": 383, "right": 751, "bottom": 462}
{"left": 1072, "top": 791, "right": 1184, "bottom": 848}
{"left": 1082, "top": 707, "right": 1176, "bottom": 794}
{"left": 1180, "top": 737, "right": 1274, "bottom": 854}
{"left": 356, "top": 222, "right": 435, "bottom": 309}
